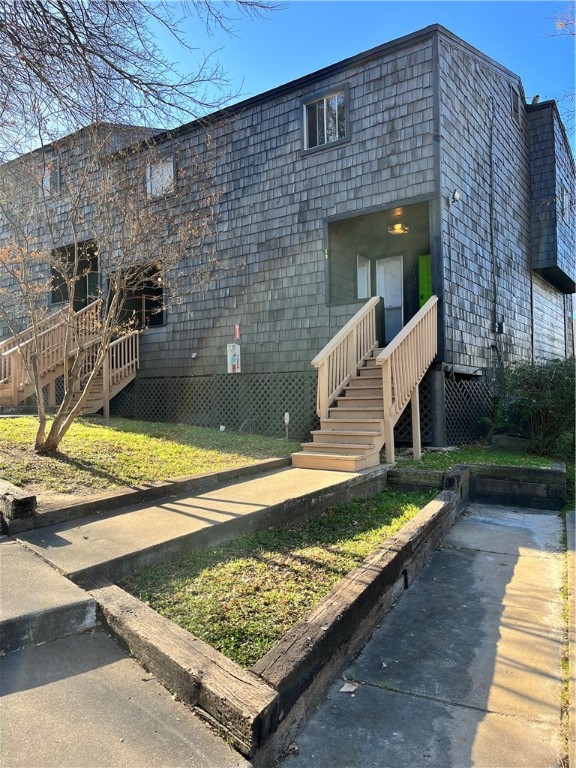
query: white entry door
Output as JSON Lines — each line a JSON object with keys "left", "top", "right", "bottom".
{"left": 376, "top": 256, "right": 403, "bottom": 344}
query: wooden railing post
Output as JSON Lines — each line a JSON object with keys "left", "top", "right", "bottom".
{"left": 103, "top": 351, "right": 110, "bottom": 418}
{"left": 347, "top": 326, "right": 357, "bottom": 380}
{"left": 381, "top": 357, "right": 395, "bottom": 464}
{"left": 10, "top": 353, "right": 19, "bottom": 406}
{"left": 411, "top": 385, "right": 421, "bottom": 461}
{"left": 317, "top": 363, "right": 329, "bottom": 420}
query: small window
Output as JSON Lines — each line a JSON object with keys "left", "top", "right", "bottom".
{"left": 146, "top": 155, "right": 175, "bottom": 199}
{"left": 510, "top": 85, "right": 519, "bottom": 123}
{"left": 40, "top": 156, "right": 60, "bottom": 198}
{"left": 304, "top": 90, "right": 346, "bottom": 150}
{"left": 562, "top": 185, "right": 570, "bottom": 223}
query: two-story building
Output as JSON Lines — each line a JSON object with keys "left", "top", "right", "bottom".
{"left": 1, "top": 24, "right": 574, "bottom": 453}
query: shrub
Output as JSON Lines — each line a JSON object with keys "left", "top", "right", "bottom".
{"left": 491, "top": 357, "right": 575, "bottom": 457}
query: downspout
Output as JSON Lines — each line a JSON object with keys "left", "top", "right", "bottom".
{"left": 488, "top": 96, "right": 504, "bottom": 387}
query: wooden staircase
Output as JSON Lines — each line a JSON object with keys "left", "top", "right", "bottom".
{"left": 0, "top": 302, "right": 139, "bottom": 416}
{"left": 292, "top": 296, "right": 438, "bottom": 471}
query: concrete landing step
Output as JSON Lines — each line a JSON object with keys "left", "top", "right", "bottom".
{"left": 0, "top": 539, "right": 97, "bottom": 653}
{"left": 291, "top": 451, "right": 380, "bottom": 472}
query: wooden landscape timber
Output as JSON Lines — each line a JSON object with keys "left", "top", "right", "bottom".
{"left": 88, "top": 472, "right": 469, "bottom": 762}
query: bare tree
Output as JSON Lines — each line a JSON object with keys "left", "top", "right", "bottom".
{"left": 0, "top": 0, "right": 279, "bottom": 159}
{"left": 552, "top": 6, "right": 575, "bottom": 132}
{"left": 0, "top": 122, "right": 229, "bottom": 452}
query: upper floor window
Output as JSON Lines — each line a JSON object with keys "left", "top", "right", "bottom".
{"left": 146, "top": 154, "right": 175, "bottom": 199}
{"left": 304, "top": 89, "right": 347, "bottom": 150}
{"left": 561, "top": 185, "right": 571, "bottom": 223}
{"left": 510, "top": 85, "right": 519, "bottom": 124}
{"left": 40, "top": 156, "right": 60, "bottom": 198}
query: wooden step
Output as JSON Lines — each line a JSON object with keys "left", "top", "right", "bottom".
{"left": 357, "top": 367, "right": 380, "bottom": 378}
{"left": 320, "top": 418, "right": 384, "bottom": 432}
{"left": 291, "top": 450, "right": 380, "bottom": 472}
{"left": 310, "top": 429, "right": 380, "bottom": 446}
{"left": 346, "top": 381, "right": 383, "bottom": 394}
{"left": 302, "top": 441, "right": 377, "bottom": 455}
{"left": 335, "top": 395, "right": 383, "bottom": 407}
{"left": 329, "top": 406, "right": 385, "bottom": 420}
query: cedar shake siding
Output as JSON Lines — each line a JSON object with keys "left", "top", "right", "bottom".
{"left": 1, "top": 25, "right": 574, "bottom": 439}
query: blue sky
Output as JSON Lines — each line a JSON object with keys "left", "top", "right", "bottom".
{"left": 169, "top": 0, "right": 574, "bottom": 132}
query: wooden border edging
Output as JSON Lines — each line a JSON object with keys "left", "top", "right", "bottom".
{"left": 251, "top": 485, "right": 467, "bottom": 762}
{"left": 0, "top": 480, "right": 36, "bottom": 524}
{"left": 91, "top": 581, "right": 280, "bottom": 756}
{"left": 89, "top": 467, "right": 470, "bottom": 761}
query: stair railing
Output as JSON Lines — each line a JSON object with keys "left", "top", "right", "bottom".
{"left": 376, "top": 295, "right": 438, "bottom": 464}
{"left": 312, "top": 297, "right": 380, "bottom": 420}
{"left": 102, "top": 330, "right": 140, "bottom": 417}
{"left": 0, "top": 300, "right": 102, "bottom": 406}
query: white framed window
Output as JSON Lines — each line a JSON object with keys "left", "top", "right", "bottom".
{"left": 40, "top": 156, "right": 60, "bottom": 198}
{"left": 356, "top": 255, "right": 371, "bottom": 299}
{"left": 304, "top": 89, "right": 347, "bottom": 150}
{"left": 146, "top": 154, "right": 175, "bottom": 199}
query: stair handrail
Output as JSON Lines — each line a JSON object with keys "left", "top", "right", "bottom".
{"left": 376, "top": 295, "right": 438, "bottom": 463}
{"left": 102, "top": 330, "right": 140, "bottom": 417}
{"left": 0, "top": 299, "right": 102, "bottom": 404}
{"left": 312, "top": 296, "right": 380, "bottom": 420}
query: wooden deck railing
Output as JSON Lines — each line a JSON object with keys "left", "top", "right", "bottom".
{"left": 376, "top": 295, "right": 438, "bottom": 463}
{"left": 312, "top": 297, "right": 380, "bottom": 419}
{"left": 102, "top": 331, "right": 140, "bottom": 417}
{"left": 0, "top": 300, "right": 102, "bottom": 405}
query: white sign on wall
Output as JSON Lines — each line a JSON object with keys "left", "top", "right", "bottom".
{"left": 227, "top": 344, "right": 241, "bottom": 374}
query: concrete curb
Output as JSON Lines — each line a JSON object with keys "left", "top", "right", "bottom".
{"left": 2, "top": 457, "right": 292, "bottom": 535}
{"left": 388, "top": 463, "right": 566, "bottom": 509}
{"left": 0, "top": 540, "right": 97, "bottom": 653}
{"left": 88, "top": 473, "right": 468, "bottom": 761}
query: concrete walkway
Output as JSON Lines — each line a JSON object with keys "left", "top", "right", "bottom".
{"left": 0, "top": 466, "right": 368, "bottom": 768}
{"left": 283, "top": 503, "right": 566, "bottom": 768}
{"left": 0, "top": 466, "right": 570, "bottom": 767}
{"left": 11, "top": 466, "right": 363, "bottom": 583}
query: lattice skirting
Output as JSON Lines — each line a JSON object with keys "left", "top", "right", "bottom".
{"left": 111, "top": 372, "right": 319, "bottom": 439}
{"left": 393, "top": 370, "right": 493, "bottom": 446}
{"left": 110, "top": 369, "right": 493, "bottom": 445}
{"left": 445, "top": 372, "right": 494, "bottom": 444}
{"left": 394, "top": 371, "right": 433, "bottom": 445}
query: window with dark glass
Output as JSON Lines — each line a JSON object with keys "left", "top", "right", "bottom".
{"left": 50, "top": 240, "right": 99, "bottom": 310}
{"left": 305, "top": 90, "right": 346, "bottom": 149}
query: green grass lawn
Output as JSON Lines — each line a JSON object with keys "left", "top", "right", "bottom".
{"left": 397, "top": 444, "right": 563, "bottom": 470}
{"left": 0, "top": 416, "right": 301, "bottom": 496}
{"left": 121, "top": 488, "right": 436, "bottom": 668}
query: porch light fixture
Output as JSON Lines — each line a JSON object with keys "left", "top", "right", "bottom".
{"left": 387, "top": 222, "right": 409, "bottom": 235}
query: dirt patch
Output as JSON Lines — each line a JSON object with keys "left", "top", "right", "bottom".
{"left": 33, "top": 488, "right": 109, "bottom": 511}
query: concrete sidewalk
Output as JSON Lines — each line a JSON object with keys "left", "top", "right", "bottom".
{"left": 0, "top": 465, "right": 377, "bottom": 768}
{"left": 0, "top": 629, "right": 250, "bottom": 768}
{"left": 11, "top": 466, "right": 369, "bottom": 584}
{"left": 283, "top": 503, "right": 566, "bottom": 768}
{"left": 0, "top": 465, "right": 570, "bottom": 767}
